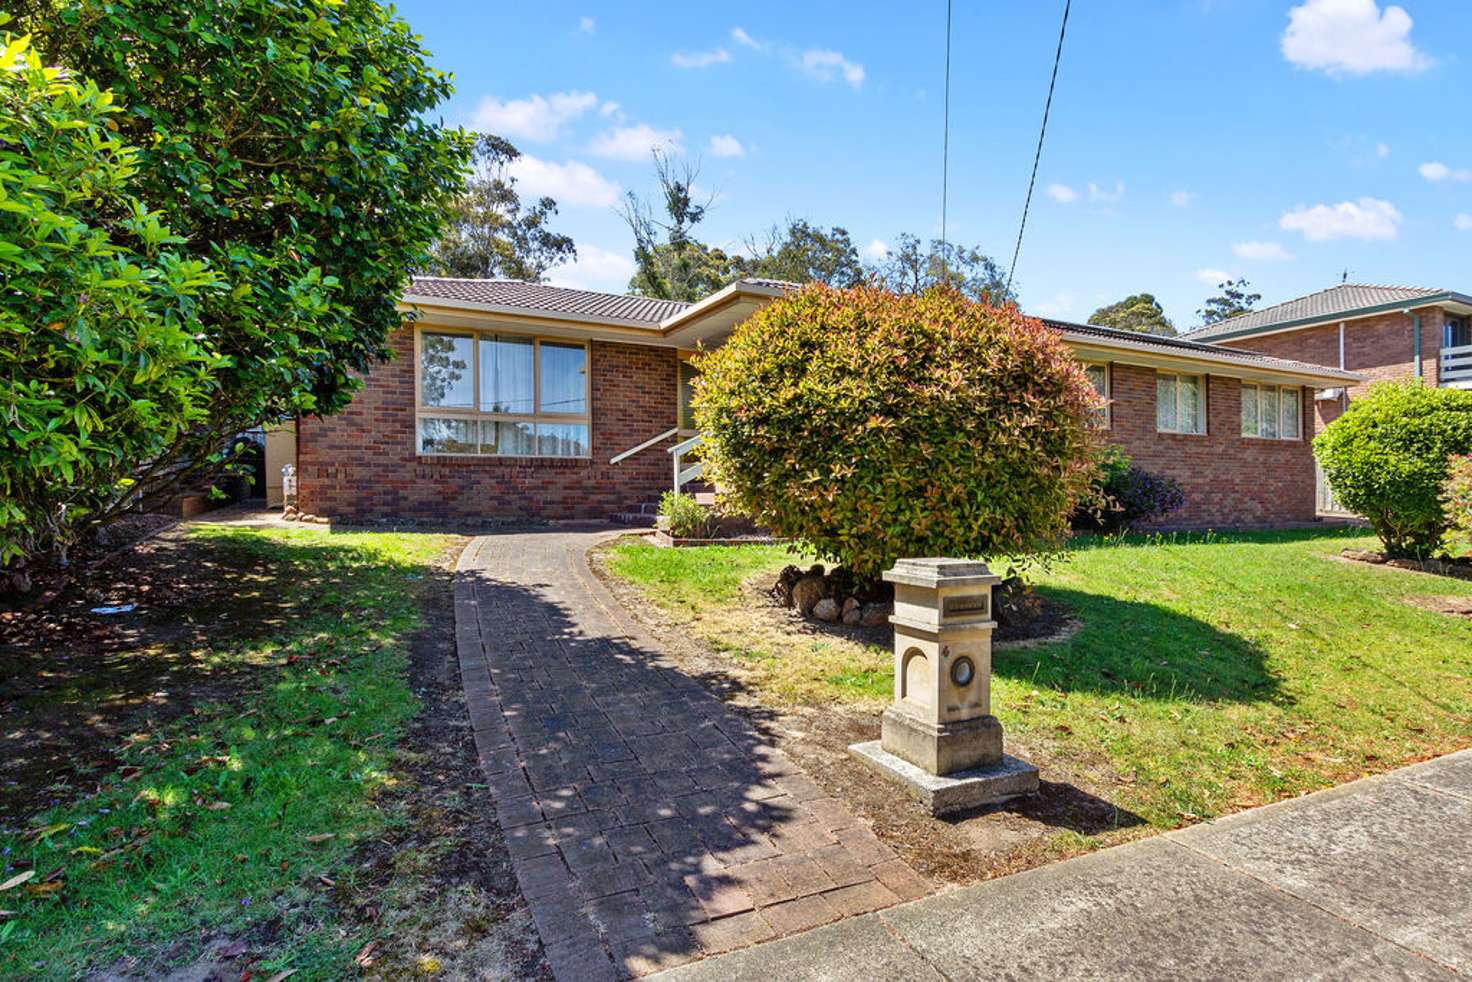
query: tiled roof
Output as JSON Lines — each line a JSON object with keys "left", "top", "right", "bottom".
{"left": 405, "top": 277, "right": 692, "bottom": 325}
{"left": 1182, "top": 284, "right": 1448, "bottom": 341}
{"left": 1045, "top": 319, "right": 1356, "bottom": 379}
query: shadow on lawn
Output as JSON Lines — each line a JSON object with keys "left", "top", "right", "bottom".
{"left": 995, "top": 586, "right": 1282, "bottom": 705}
{"left": 0, "top": 528, "right": 439, "bottom": 825}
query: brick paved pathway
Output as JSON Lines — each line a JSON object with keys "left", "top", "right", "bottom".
{"left": 454, "top": 528, "right": 929, "bottom": 980}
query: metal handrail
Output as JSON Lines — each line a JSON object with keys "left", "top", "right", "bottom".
{"left": 608, "top": 427, "right": 678, "bottom": 465}
{"left": 667, "top": 433, "right": 703, "bottom": 456}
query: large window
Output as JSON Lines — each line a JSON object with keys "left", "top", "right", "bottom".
{"left": 417, "top": 330, "right": 589, "bottom": 457}
{"left": 1156, "top": 372, "right": 1205, "bottom": 434}
{"left": 1082, "top": 362, "right": 1110, "bottom": 428}
{"left": 1241, "top": 383, "right": 1301, "bottom": 440}
{"left": 1446, "top": 317, "right": 1471, "bottom": 349}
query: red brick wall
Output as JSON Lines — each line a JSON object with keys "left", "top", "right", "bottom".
{"left": 1102, "top": 364, "right": 1316, "bottom": 526}
{"left": 1218, "top": 309, "right": 1446, "bottom": 435}
{"left": 296, "top": 326, "right": 679, "bottom": 521}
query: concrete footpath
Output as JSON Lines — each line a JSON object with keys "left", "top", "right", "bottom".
{"left": 653, "top": 748, "right": 1472, "bottom": 981}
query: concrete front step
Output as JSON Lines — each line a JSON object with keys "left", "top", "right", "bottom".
{"left": 608, "top": 511, "right": 657, "bottom": 527}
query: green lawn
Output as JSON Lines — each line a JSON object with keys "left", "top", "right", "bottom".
{"left": 0, "top": 526, "right": 458, "bottom": 980}
{"left": 603, "top": 528, "right": 1472, "bottom": 827}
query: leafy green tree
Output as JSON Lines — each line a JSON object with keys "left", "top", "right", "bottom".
{"left": 1197, "top": 278, "right": 1261, "bottom": 325}
{"left": 423, "top": 133, "right": 576, "bottom": 281}
{"left": 620, "top": 151, "right": 743, "bottom": 301}
{"left": 742, "top": 219, "right": 865, "bottom": 287}
{"left": 17, "top": 0, "right": 471, "bottom": 521}
{"left": 1088, "top": 293, "right": 1176, "bottom": 336}
{"left": 0, "top": 34, "right": 222, "bottom": 582}
{"left": 693, "top": 285, "right": 1100, "bottom": 577}
{"left": 867, "top": 234, "right": 1016, "bottom": 305}
{"left": 1314, "top": 381, "right": 1472, "bottom": 557}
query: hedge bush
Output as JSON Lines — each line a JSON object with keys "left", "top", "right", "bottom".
{"left": 692, "top": 284, "right": 1101, "bottom": 577}
{"left": 1445, "top": 455, "right": 1472, "bottom": 549}
{"left": 1314, "top": 381, "right": 1472, "bottom": 557}
{"left": 1075, "top": 448, "right": 1186, "bottom": 533}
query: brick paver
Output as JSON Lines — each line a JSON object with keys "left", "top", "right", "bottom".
{"left": 454, "top": 528, "right": 929, "bottom": 980}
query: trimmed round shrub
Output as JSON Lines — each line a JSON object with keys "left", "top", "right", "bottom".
{"left": 1314, "top": 381, "right": 1472, "bottom": 557}
{"left": 1074, "top": 448, "right": 1186, "bottom": 533}
{"left": 692, "top": 284, "right": 1102, "bottom": 577}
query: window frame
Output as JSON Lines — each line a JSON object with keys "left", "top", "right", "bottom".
{"left": 413, "top": 327, "right": 592, "bottom": 459}
{"left": 1155, "top": 371, "right": 1207, "bottom": 435}
{"left": 1240, "top": 382, "right": 1302, "bottom": 441}
{"left": 1081, "top": 361, "right": 1111, "bottom": 429}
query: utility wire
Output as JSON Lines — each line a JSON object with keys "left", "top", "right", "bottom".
{"left": 940, "top": 0, "right": 953, "bottom": 254}
{"left": 1005, "top": 0, "right": 1072, "bottom": 296}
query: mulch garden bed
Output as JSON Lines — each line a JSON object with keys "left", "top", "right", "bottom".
{"left": 1339, "top": 547, "right": 1472, "bottom": 580}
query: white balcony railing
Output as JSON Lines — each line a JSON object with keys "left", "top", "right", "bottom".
{"left": 1442, "top": 343, "right": 1472, "bottom": 388}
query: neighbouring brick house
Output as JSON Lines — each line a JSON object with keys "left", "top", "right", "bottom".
{"left": 1182, "top": 284, "right": 1472, "bottom": 513}
{"left": 292, "top": 277, "right": 1360, "bottom": 528}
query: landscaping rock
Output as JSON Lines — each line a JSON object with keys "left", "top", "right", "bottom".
{"left": 840, "top": 597, "right": 861, "bottom": 624}
{"left": 791, "top": 575, "right": 826, "bottom": 616}
{"left": 841, "top": 606, "right": 862, "bottom": 626}
{"left": 812, "top": 598, "right": 840, "bottom": 622}
{"left": 860, "top": 602, "right": 892, "bottom": 628}
{"left": 1342, "top": 548, "right": 1386, "bottom": 564}
{"left": 774, "top": 565, "right": 805, "bottom": 607}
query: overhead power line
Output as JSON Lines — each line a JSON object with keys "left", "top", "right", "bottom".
{"left": 940, "top": 0, "right": 953, "bottom": 252}
{"left": 1005, "top": 0, "right": 1072, "bottom": 296}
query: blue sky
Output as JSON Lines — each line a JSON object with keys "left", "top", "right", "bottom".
{"left": 394, "top": 0, "right": 1470, "bottom": 329}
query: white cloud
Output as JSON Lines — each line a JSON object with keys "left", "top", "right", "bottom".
{"left": 506, "top": 155, "right": 619, "bottom": 207}
{"left": 587, "top": 124, "right": 684, "bottom": 161}
{"left": 862, "top": 238, "right": 889, "bottom": 260}
{"left": 1419, "top": 161, "right": 1472, "bottom": 182}
{"left": 469, "top": 90, "right": 599, "bottom": 142}
{"left": 1232, "top": 240, "right": 1295, "bottom": 261}
{"left": 1196, "top": 268, "right": 1234, "bottom": 285}
{"left": 708, "top": 134, "right": 745, "bottom": 158}
{"left": 799, "top": 49, "right": 865, "bottom": 88}
{"left": 578, "top": 16, "right": 595, "bottom": 34}
{"left": 1170, "top": 190, "right": 1197, "bottom": 208}
{"left": 1088, "top": 181, "right": 1125, "bottom": 204}
{"left": 1279, "top": 196, "right": 1402, "bottom": 241}
{"left": 1456, "top": 214, "right": 1472, "bottom": 231}
{"left": 1046, "top": 183, "right": 1079, "bottom": 204}
{"left": 1281, "top": 0, "right": 1433, "bottom": 77}
{"left": 731, "top": 27, "right": 765, "bottom": 50}
{"left": 1033, "top": 294, "right": 1074, "bottom": 317}
{"left": 1376, "top": 141, "right": 1391, "bottom": 158}
{"left": 545, "top": 243, "right": 635, "bottom": 292}
{"left": 671, "top": 47, "right": 731, "bottom": 69}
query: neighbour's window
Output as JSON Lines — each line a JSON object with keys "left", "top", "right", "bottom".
{"left": 1446, "top": 318, "right": 1470, "bottom": 350}
{"left": 417, "top": 330, "right": 590, "bottom": 457}
{"left": 1156, "top": 372, "right": 1206, "bottom": 434}
{"left": 1241, "top": 383, "right": 1301, "bottom": 440}
{"left": 1082, "top": 362, "right": 1110, "bottom": 428}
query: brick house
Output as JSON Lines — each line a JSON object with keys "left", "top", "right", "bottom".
{"left": 1182, "top": 284, "right": 1472, "bottom": 512}
{"left": 292, "top": 277, "right": 1359, "bottom": 528}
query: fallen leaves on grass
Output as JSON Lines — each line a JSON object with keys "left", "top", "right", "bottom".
{"left": 0, "top": 871, "right": 35, "bottom": 892}
{"left": 303, "top": 833, "right": 335, "bottom": 844}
